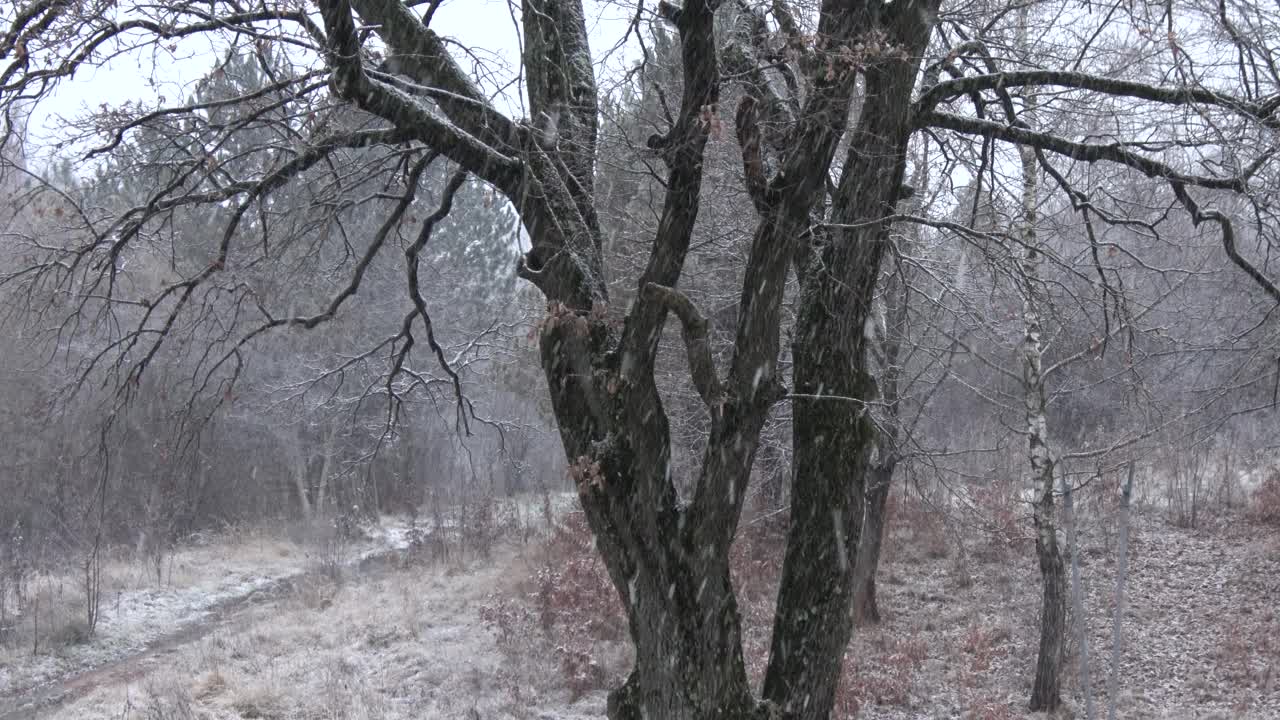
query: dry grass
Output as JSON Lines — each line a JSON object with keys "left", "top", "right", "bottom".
{"left": 1, "top": 525, "right": 303, "bottom": 654}
{"left": 14, "top": 485, "right": 1280, "bottom": 720}
{"left": 0, "top": 517, "right": 399, "bottom": 709}
{"left": 38, "top": 539, "right": 606, "bottom": 720}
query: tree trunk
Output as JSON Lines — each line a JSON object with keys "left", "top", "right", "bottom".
{"left": 288, "top": 425, "right": 312, "bottom": 520}
{"left": 553, "top": 360, "right": 773, "bottom": 720}
{"left": 293, "top": 461, "right": 312, "bottom": 520}
{"left": 1107, "top": 463, "right": 1134, "bottom": 720}
{"left": 765, "top": 359, "right": 875, "bottom": 719}
{"left": 605, "top": 551, "right": 767, "bottom": 720}
{"left": 765, "top": 46, "right": 931, "bottom": 718}
{"left": 853, "top": 461, "right": 894, "bottom": 625}
{"left": 1031, "top": 471, "right": 1067, "bottom": 711}
{"left": 853, "top": 241, "right": 912, "bottom": 628}
{"left": 1018, "top": 76, "right": 1066, "bottom": 712}
{"left": 318, "top": 1, "right": 943, "bottom": 716}
{"left": 1062, "top": 471, "right": 1095, "bottom": 719}
{"left": 316, "top": 423, "right": 337, "bottom": 514}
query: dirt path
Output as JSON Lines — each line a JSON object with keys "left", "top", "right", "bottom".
{"left": 0, "top": 550, "right": 404, "bottom": 720}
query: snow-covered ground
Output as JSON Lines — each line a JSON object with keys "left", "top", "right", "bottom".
{"left": 0, "top": 494, "right": 584, "bottom": 718}
{"left": 0, "top": 516, "right": 423, "bottom": 710}
{"left": 4, "top": 488, "right": 1278, "bottom": 719}
{"left": 17, "top": 540, "right": 608, "bottom": 720}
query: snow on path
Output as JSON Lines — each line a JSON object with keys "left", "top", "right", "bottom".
{"left": 0, "top": 519, "right": 415, "bottom": 707}
{"left": 31, "top": 541, "right": 609, "bottom": 720}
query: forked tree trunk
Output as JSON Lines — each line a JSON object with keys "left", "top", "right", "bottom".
{"left": 765, "top": 46, "right": 931, "bottom": 719}
{"left": 605, "top": 542, "right": 766, "bottom": 720}
{"left": 560, "top": 353, "right": 774, "bottom": 720}
{"left": 319, "top": 1, "right": 941, "bottom": 717}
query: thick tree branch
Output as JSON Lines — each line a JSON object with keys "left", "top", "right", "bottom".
{"left": 763, "top": 3, "right": 944, "bottom": 712}
{"left": 349, "top": 0, "right": 519, "bottom": 150}
{"left": 343, "top": 0, "right": 605, "bottom": 308}
{"left": 316, "top": 0, "right": 522, "bottom": 195}
{"left": 1170, "top": 181, "right": 1280, "bottom": 304}
{"left": 521, "top": 0, "right": 599, "bottom": 193}
{"left": 724, "top": 2, "right": 798, "bottom": 148}
{"left": 916, "top": 70, "right": 1279, "bottom": 122}
{"left": 640, "top": 283, "right": 724, "bottom": 408}
{"left": 920, "top": 110, "right": 1251, "bottom": 191}
{"left": 619, "top": 0, "right": 719, "bottom": 375}
{"left": 726, "top": 1, "right": 877, "bottom": 404}
{"left": 735, "top": 96, "right": 770, "bottom": 214}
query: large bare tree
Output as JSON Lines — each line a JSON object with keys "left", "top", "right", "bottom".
{"left": 4, "top": 0, "right": 1280, "bottom": 717}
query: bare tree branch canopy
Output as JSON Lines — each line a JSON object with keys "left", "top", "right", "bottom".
{"left": 3, "top": 0, "right": 1280, "bottom": 718}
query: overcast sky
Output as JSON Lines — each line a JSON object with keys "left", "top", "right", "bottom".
{"left": 27, "top": 0, "right": 637, "bottom": 149}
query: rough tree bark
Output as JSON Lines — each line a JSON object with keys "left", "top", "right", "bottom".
{"left": 1019, "top": 105, "right": 1067, "bottom": 713}
{"left": 315, "top": 1, "right": 940, "bottom": 716}
{"left": 852, "top": 461, "right": 894, "bottom": 625}
{"left": 765, "top": 10, "right": 937, "bottom": 715}
{"left": 1028, "top": 349, "right": 1067, "bottom": 714}
{"left": 851, "top": 234, "right": 913, "bottom": 627}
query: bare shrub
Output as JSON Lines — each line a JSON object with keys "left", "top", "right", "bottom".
{"left": 1248, "top": 469, "right": 1280, "bottom": 526}
{"left": 293, "top": 573, "right": 340, "bottom": 612}
{"left": 836, "top": 630, "right": 930, "bottom": 713}
{"left": 1215, "top": 433, "right": 1245, "bottom": 511}
{"left": 955, "top": 623, "right": 1014, "bottom": 720}
{"left": 138, "top": 528, "right": 174, "bottom": 587}
{"left": 138, "top": 679, "right": 199, "bottom": 720}
{"left": 960, "top": 623, "right": 1010, "bottom": 674}
{"left": 1167, "top": 450, "right": 1209, "bottom": 528}
{"left": 889, "top": 492, "right": 952, "bottom": 561}
{"left": 49, "top": 616, "right": 91, "bottom": 647}
{"left": 459, "top": 495, "right": 516, "bottom": 560}
{"left": 479, "top": 510, "right": 625, "bottom": 699}
{"left": 192, "top": 669, "right": 228, "bottom": 701}
{"left": 229, "top": 682, "right": 285, "bottom": 720}
{"left": 965, "top": 697, "right": 1019, "bottom": 720}
{"left": 1213, "top": 622, "right": 1280, "bottom": 689}
{"left": 307, "top": 507, "right": 360, "bottom": 583}
{"left": 478, "top": 571, "right": 533, "bottom": 642}
{"left": 401, "top": 513, "right": 449, "bottom": 567}
{"left": 533, "top": 513, "right": 625, "bottom": 642}
{"left": 494, "top": 499, "right": 523, "bottom": 540}
{"left": 1081, "top": 470, "right": 1124, "bottom": 555}
{"left": 17, "top": 577, "right": 98, "bottom": 654}
{"left": 558, "top": 645, "right": 608, "bottom": 702}
{"left": 971, "top": 482, "right": 1024, "bottom": 553}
